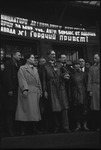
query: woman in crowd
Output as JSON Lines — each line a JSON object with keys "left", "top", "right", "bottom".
{"left": 70, "top": 60, "right": 89, "bottom": 132}
{"left": 15, "top": 53, "right": 42, "bottom": 135}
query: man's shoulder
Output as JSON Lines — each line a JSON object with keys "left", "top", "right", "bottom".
{"left": 89, "top": 65, "right": 95, "bottom": 70}
{"left": 4, "top": 58, "right": 13, "bottom": 67}
{"left": 44, "top": 62, "right": 50, "bottom": 67}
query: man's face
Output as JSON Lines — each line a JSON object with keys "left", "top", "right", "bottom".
{"left": 48, "top": 51, "right": 56, "bottom": 61}
{"left": 34, "top": 58, "right": 38, "bottom": 67}
{"left": 94, "top": 54, "right": 100, "bottom": 63}
{"left": 14, "top": 52, "right": 21, "bottom": 61}
{"left": 85, "top": 62, "right": 90, "bottom": 69}
{"left": 60, "top": 54, "right": 66, "bottom": 63}
{"left": 79, "top": 58, "right": 85, "bottom": 68}
{"left": 39, "top": 58, "right": 46, "bottom": 66}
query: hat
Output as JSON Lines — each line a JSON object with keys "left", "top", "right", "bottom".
{"left": 72, "top": 60, "right": 80, "bottom": 66}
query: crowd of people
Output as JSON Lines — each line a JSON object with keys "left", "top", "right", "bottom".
{"left": 0, "top": 48, "right": 100, "bottom": 137}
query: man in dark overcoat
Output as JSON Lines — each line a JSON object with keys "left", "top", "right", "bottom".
{"left": 2, "top": 51, "right": 21, "bottom": 136}
{"left": 0, "top": 48, "right": 6, "bottom": 136}
{"left": 43, "top": 50, "right": 70, "bottom": 133}
{"left": 79, "top": 58, "right": 91, "bottom": 131}
{"left": 59, "top": 53, "right": 73, "bottom": 130}
{"left": 38, "top": 57, "right": 48, "bottom": 133}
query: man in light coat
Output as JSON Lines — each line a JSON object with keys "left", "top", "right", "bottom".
{"left": 15, "top": 53, "right": 42, "bottom": 135}
{"left": 87, "top": 53, "right": 100, "bottom": 131}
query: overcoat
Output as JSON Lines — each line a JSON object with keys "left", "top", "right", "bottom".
{"left": 15, "top": 63, "right": 42, "bottom": 121}
{"left": 87, "top": 64, "right": 100, "bottom": 110}
{"left": 38, "top": 65, "right": 48, "bottom": 114}
{"left": 0, "top": 60, "right": 5, "bottom": 111}
{"left": 70, "top": 70, "right": 87, "bottom": 107}
{"left": 43, "top": 62, "right": 69, "bottom": 111}
{"left": 60, "top": 63, "right": 72, "bottom": 101}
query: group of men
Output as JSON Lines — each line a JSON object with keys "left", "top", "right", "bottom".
{"left": 0, "top": 48, "right": 100, "bottom": 137}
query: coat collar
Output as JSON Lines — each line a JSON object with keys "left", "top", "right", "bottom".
{"left": 24, "top": 63, "right": 38, "bottom": 79}
{"left": 47, "top": 61, "right": 60, "bottom": 77}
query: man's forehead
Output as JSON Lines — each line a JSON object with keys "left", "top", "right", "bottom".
{"left": 40, "top": 58, "right": 46, "bottom": 61}
{"left": 79, "top": 58, "right": 85, "bottom": 62}
{"left": 16, "top": 52, "right": 21, "bottom": 55}
{"left": 51, "top": 51, "right": 55, "bottom": 54}
{"left": 94, "top": 54, "right": 99, "bottom": 58}
{"left": 31, "top": 54, "right": 35, "bottom": 57}
{"left": 61, "top": 54, "right": 66, "bottom": 58}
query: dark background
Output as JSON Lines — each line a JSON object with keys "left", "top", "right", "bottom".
{"left": 1, "top": 0, "right": 100, "bottom": 29}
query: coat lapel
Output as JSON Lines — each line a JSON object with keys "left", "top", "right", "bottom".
{"left": 48, "top": 62, "right": 59, "bottom": 78}
{"left": 24, "top": 64, "right": 39, "bottom": 82}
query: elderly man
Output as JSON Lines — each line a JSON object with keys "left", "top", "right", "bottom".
{"left": 43, "top": 50, "right": 70, "bottom": 133}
